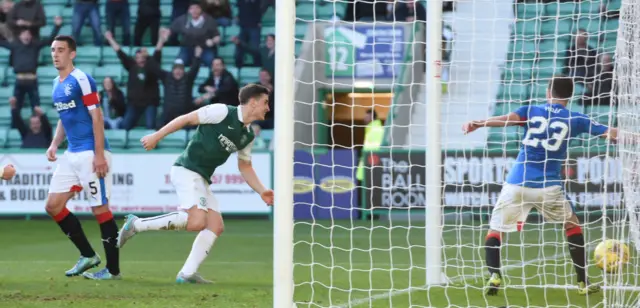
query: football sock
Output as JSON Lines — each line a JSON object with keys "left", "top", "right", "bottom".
{"left": 485, "top": 233, "right": 502, "bottom": 277}
{"left": 134, "top": 211, "right": 188, "bottom": 232}
{"left": 52, "top": 208, "right": 96, "bottom": 258}
{"left": 97, "top": 211, "right": 120, "bottom": 276}
{"left": 180, "top": 229, "right": 217, "bottom": 276}
{"left": 566, "top": 226, "right": 586, "bottom": 284}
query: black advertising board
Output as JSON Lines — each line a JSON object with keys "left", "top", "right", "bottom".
{"left": 363, "top": 150, "right": 623, "bottom": 210}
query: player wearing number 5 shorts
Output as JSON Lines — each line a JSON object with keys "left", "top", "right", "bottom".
{"left": 46, "top": 35, "right": 120, "bottom": 281}
{"left": 116, "top": 84, "right": 274, "bottom": 284}
{"left": 462, "top": 75, "right": 618, "bottom": 296}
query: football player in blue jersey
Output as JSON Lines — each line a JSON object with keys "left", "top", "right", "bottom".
{"left": 463, "top": 75, "right": 618, "bottom": 296}
{"left": 45, "top": 35, "right": 120, "bottom": 280}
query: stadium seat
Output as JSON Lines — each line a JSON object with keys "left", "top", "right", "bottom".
{"left": 530, "top": 82, "right": 548, "bottom": 100}
{"left": 0, "top": 106, "right": 10, "bottom": 127}
{"left": 38, "top": 66, "right": 60, "bottom": 85}
{"left": 75, "top": 46, "right": 101, "bottom": 65}
{"left": 218, "top": 44, "right": 235, "bottom": 64}
{"left": 497, "top": 82, "right": 530, "bottom": 103}
{"left": 295, "top": 24, "right": 308, "bottom": 39}
{"left": 513, "top": 21, "right": 541, "bottom": 39}
{"left": 545, "top": 2, "right": 577, "bottom": 17}
{"left": 39, "top": 85, "right": 54, "bottom": 105}
{"left": 577, "top": 17, "right": 603, "bottom": 36}
{"left": 296, "top": 2, "right": 315, "bottom": 20}
{"left": 515, "top": 3, "right": 544, "bottom": 20}
{"left": 161, "top": 47, "right": 181, "bottom": 64}
{"left": 0, "top": 48, "right": 9, "bottom": 66}
{"left": 102, "top": 47, "right": 129, "bottom": 65}
{"left": 239, "top": 67, "right": 260, "bottom": 84}
{"left": 0, "top": 127, "right": 6, "bottom": 147}
{"left": 509, "top": 40, "right": 537, "bottom": 61}
{"left": 6, "top": 129, "right": 21, "bottom": 148}
{"left": 93, "top": 65, "right": 123, "bottom": 85}
{"left": 503, "top": 60, "right": 534, "bottom": 82}
{"left": 540, "top": 18, "right": 574, "bottom": 38}
{"left": 487, "top": 126, "right": 522, "bottom": 149}
{"left": 126, "top": 129, "right": 155, "bottom": 149}
{"left": 0, "top": 87, "right": 13, "bottom": 101}
{"left": 196, "top": 69, "right": 210, "bottom": 85}
{"left": 159, "top": 130, "right": 187, "bottom": 148}
{"left": 260, "top": 129, "right": 274, "bottom": 142}
{"left": 579, "top": 0, "right": 602, "bottom": 15}
{"left": 105, "top": 129, "right": 127, "bottom": 149}
{"left": 262, "top": 7, "right": 275, "bottom": 25}
{"left": 492, "top": 102, "right": 525, "bottom": 117}
{"left": 538, "top": 38, "right": 570, "bottom": 60}
{"left": 533, "top": 59, "right": 561, "bottom": 81}
{"left": 224, "top": 26, "right": 241, "bottom": 41}
{"left": 585, "top": 105, "right": 616, "bottom": 126}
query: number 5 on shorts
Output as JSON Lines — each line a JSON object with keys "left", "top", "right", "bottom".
{"left": 89, "top": 181, "right": 98, "bottom": 195}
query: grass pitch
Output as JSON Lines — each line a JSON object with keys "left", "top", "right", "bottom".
{"left": 0, "top": 218, "right": 637, "bottom": 307}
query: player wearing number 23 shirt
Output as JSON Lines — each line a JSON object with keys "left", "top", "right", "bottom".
{"left": 462, "top": 75, "right": 618, "bottom": 297}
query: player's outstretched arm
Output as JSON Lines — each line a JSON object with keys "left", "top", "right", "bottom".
{"left": 462, "top": 112, "right": 524, "bottom": 134}
{"left": 237, "top": 149, "right": 274, "bottom": 206}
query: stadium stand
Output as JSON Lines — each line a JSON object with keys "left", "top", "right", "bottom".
{"left": 0, "top": 0, "right": 322, "bottom": 149}
{"left": 490, "top": 0, "right": 620, "bottom": 151}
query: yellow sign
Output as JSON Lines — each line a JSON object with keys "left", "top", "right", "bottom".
{"left": 319, "top": 176, "right": 355, "bottom": 193}
{"left": 293, "top": 177, "right": 314, "bottom": 194}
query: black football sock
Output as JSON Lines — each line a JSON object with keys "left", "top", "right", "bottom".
{"left": 485, "top": 233, "right": 502, "bottom": 277}
{"left": 97, "top": 211, "right": 120, "bottom": 276}
{"left": 567, "top": 226, "right": 587, "bottom": 284}
{"left": 53, "top": 208, "right": 96, "bottom": 258}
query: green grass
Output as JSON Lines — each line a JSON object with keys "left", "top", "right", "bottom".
{"left": 0, "top": 219, "right": 637, "bottom": 307}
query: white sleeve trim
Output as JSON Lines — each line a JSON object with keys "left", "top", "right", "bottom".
{"left": 197, "top": 104, "right": 229, "bottom": 124}
{"left": 237, "top": 141, "right": 254, "bottom": 161}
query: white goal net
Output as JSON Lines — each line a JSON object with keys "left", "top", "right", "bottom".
{"left": 273, "top": 0, "right": 640, "bottom": 307}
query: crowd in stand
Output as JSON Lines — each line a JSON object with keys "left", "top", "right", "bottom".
{"left": 0, "top": 0, "right": 276, "bottom": 149}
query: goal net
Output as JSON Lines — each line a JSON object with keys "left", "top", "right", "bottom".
{"left": 273, "top": 0, "right": 640, "bottom": 307}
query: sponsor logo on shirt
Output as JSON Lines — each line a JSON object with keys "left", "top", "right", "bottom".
{"left": 54, "top": 100, "right": 77, "bottom": 111}
{"left": 218, "top": 134, "right": 238, "bottom": 153}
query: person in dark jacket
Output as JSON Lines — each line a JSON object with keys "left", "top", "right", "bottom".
{"left": 234, "top": 0, "right": 261, "bottom": 68}
{"left": 231, "top": 33, "right": 274, "bottom": 77}
{"left": 106, "top": 0, "right": 131, "bottom": 46}
{"left": 166, "top": 2, "right": 220, "bottom": 67}
{"left": 195, "top": 57, "right": 239, "bottom": 106}
{"left": 252, "top": 68, "right": 273, "bottom": 129}
{"left": 134, "top": 0, "right": 161, "bottom": 45}
{"left": 7, "top": 0, "right": 45, "bottom": 38}
{"left": 584, "top": 54, "right": 615, "bottom": 106}
{"left": 72, "top": 0, "right": 102, "bottom": 46}
{"left": 101, "top": 76, "right": 127, "bottom": 129}
{"left": 105, "top": 28, "right": 165, "bottom": 130}
{"left": 0, "top": 16, "right": 61, "bottom": 127}
{"left": 0, "top": 0, "right": 14, "bottom": 41}
{"left": 149, "top": 46, "right": 202, "bottom": 126}
{"left": 563, "top": 29, "right": 598, "bottom": 84}
{"left": 9, "top": 97, "right": 51, "bottom": 148}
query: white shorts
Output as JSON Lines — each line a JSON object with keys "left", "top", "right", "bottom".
{"left": 170, "top": 166, "right": 219, "bottom": 212}
{"left": 489, "top": 184, "right": 574, "bottom": 233}
{"left": 48, "top": 150, "right": 112, "bottom": 207}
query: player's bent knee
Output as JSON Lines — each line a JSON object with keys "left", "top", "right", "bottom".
{"left": 186, "top": 220, "right": 206, "bottom": 232}
{"left": 45, "top": 192, "right": 73, "bottom": 216}
{"left": 91, "top": 204, "right": 110, "bottom": 215}
{"left": 207, "top": 223, "right": 224, "bottom": 237}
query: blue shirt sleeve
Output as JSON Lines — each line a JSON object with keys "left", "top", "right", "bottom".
{"left": 577, "top": 113, "right": 609, "bottom": 136}
{"left": 513, "top": 105, "right": 529, "bottom": 122}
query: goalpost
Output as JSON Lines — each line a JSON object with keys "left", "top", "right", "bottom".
{"left": 274, "top": 0, "right": 640, "bottom": 306}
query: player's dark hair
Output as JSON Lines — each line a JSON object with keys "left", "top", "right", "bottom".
{"left": 548, "top": 75, "right": 574, "bottom": 100}
{"left": 238, "top": 84, "right": 270, "bottom": 105}
{"left": 366, "top": 109, "right": 378, "bottom": 120}
{"left": 53, "top": 35, "right": 77, "bottom": 52}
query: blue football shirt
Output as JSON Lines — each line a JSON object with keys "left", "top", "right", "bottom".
{"left": 506, "top": 103, "right": 609, "bottom": 188}
{"left": 52, "top": 68, "right": 110, "bottom": 153}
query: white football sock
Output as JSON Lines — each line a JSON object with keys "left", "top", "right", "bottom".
{"left": 133, "top": 211, "right": 188, "bottom": 232}
{"left": 180, "top": 229, "right": 217, "bottom": 276}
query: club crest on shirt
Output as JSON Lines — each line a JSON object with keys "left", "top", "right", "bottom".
{"left": 64, "top": 83, "right": 73, "bottom": 96}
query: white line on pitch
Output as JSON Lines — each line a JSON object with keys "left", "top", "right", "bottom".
{"left": 338, "top": 251, "right": 570, "bottom": 308}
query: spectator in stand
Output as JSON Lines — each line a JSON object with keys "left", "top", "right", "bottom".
{"left": 101, "top": 77, "right": 127, "bottom": 129}
{"left": 8, "top": 0, "right": 44, "bottom": 38}
{"left": 584, "top": 54, "right": 615, "bottom": 106}
{"left": 72, "top": 0, "right": 102, "bottom": 46}
{"left": 251, "top": 123, "right": 267, "bottom": 149}
{"left": 200, "top": 0, "right": 232, "bottom": 27}
{"left": 165, "top": 2, "right": 220, "bottom": 67}
{"left": 343, "top": 0, "right": 387, "bottom": 22}
{"left": 195, "top": 57, "right": 239, "bottom": 107}
{"left": 253, "top": 68, "right": 273, "bottom": 129}
{"left": 148, "top": 46, "right": 202, "bottom": 126}
{"left": 235, "top": 0, "right": 262, "bottom": 68}
{"left": 104, "top": 29, "right": 164, "bottom": 130}
{"left": 232, "top": 33, "right": 274, "bottom": 77}
{"left": 134, "top": 0, "right": 161, "bottom": 45}
{"left": 106, "top": 0, "right": 131, "bottom": 46}
{"left": 0, "top": 16, "right": 61, "bottom": 127}
{"left": 0, "top": 0, "right": 14, "bottom": 41}
{"left": 563, "top": 29, "right": 598, "bottom": 84}
{"left": 393, "top": 1, "right": 426, "bottom": 22}
{"left": 10, "top": 98, "right": 51, "bottom": 149}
